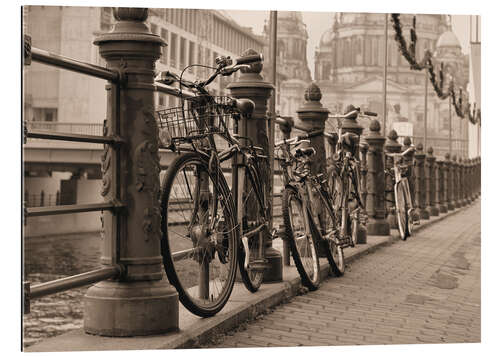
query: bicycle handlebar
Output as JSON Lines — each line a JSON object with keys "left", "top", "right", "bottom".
{"left": 235, "top": 53, "right": 264, "bottom": 65}
{"left": 156, "top": 53, "right": 263, "bottom": 92}
{"left": 385, "top": 146, "right": 415, "bottom": 158}
{"left": 329, "top": 108, "right": 378, "bottom": 120}
{"left": 275, "top": 129, "right": 323, "bottom": 147}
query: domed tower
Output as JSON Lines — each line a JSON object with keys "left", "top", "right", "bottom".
{"left": 263, "top": 11, "right": 312, "bottom": 117}
{"left": 433, "top": 22, "right": 470, "bottom": 156}
{"left": 434, "top": 26, "right": 469, "bottom": 89}
{"left": 275, "top": 11, "right": 312, "bottom": 82}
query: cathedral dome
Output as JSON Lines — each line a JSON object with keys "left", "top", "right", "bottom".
{"left": 436, "top": 30, "right": 461, "bottom": 49}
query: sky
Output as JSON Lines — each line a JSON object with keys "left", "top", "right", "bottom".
{"left": 225, "top": 10, "right": 474, "bottom": 80}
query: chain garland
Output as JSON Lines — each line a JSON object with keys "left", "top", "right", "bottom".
{"left": 390, "top": 13, "right": 481, "bottom": 126}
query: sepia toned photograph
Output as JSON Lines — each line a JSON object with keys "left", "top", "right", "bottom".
{"left": 20, "top": 1, "right": 483, "bottom": 353}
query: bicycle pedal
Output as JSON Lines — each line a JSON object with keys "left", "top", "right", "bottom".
{"left": 248, "top": 259, "right": 268, "bottom": 272}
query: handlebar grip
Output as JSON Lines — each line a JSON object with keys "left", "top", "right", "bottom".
{"left": 364, "top": 111, "right": 378, "bottom": 117}
{"left": 297, "top": 129, "right": 323, "bottom": 141}
{"left": 235, "top": 53, "right": 263, "bottom": 65}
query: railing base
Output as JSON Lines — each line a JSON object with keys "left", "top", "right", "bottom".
{"left": 418, "top": 208, "right": 430, "bottom": 220}
{"left": 430, "top": 205, "right": 440, "bottom": 216}
{"left": 356, "top": 224, "right": 368, "bottom": 244}
{"left": 262, "top": 246, "right": 283, "bottom": 283}
{"left": 84, "top": 279, "right": 178, "bottom": 337}
{"left": 439, "top": 204, "right": 448, "bottom": 214}
{"left": 366, "top": 218, "right": 390, "bottom": 236}
{"left": 387, "top": 212, "right": 398, "bottom": 230}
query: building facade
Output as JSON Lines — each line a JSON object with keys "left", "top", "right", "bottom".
{"left": 262, "top": 11, "right": 312, "bottom": 117}
{"left": 314, "top": 13, "right": 470, "bottom": 158}
{"left": 23, "top": 6, "right": 266, "bottom": 235}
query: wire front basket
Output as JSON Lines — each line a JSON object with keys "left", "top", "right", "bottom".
{"left": 156, "top": 96, "right": 237, "bottom": 148}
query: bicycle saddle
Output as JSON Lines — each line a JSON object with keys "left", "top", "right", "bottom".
{"left": 294, "top": 147, "right": 316, "bottom": 158}
{"left": 341, "top": 132, "right": 358, "bottom": 146}
{"left": 234, "top": 98, "right": 255, "bottom": 117}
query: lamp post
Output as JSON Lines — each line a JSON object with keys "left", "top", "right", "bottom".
{"left": 382, "top": 13, "right": 388, "bottom": 136}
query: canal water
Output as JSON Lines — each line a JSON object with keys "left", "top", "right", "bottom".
{"left": 23, "top": 232, "right": 101, "bottom": 348}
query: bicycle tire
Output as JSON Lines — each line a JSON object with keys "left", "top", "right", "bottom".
{"left": 318, "top": 177, "right": 345, "bottom": 277}
{"left": 160, "top": 152, "right": 238, "bottom": 317}
{"left": 237, "top": 162, "right": 266, "bottom": 292}
{"left": 282, "top": 186, "right": 321, "bottom": 290}
{"left": 405, "top": 182, "right": 414, "bottom": 236}
{"left": 395, "top": 182, "right": 409, "bottom": 240}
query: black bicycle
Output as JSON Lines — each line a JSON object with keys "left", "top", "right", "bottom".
{"left": 156, "top": 53, "right": 270, "bottom": 317}
{"left": 275, "top": 129, "right": 346, "bottom": 289}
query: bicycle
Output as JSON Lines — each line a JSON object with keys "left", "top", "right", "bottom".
{"left": 385, "top": 147, "right": 419, "bottom": 240}
{"left": 155, "top": 53, "right": 269, "bottom": 317}
{"left": 324, "top": 107, "right": 376, "bottom": 255}
{"left": 275, "top": 128, "right": 346, "bottom": 289}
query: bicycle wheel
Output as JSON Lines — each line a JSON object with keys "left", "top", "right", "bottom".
{"left": 322, "top": 176, "right": 345, "bottom": 276}
{"left": 404, "top": 181, "right": 415, "bottom": 236}
{"left": 160, "top": 152, "right": 238, "bottom": 317}
{"left": 237, "top": 162, "right": 266, "bottom": 292}
{"left": 395, "top": 182, "right": 409, "bottom": 240}
{"left": 282, "top": 186, "right": 321, "bottom": 290}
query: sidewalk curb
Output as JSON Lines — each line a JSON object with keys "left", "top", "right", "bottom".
{"left": 25, "top": 199, "right": 479, "bottom": 352}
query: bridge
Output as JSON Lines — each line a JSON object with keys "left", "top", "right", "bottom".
{"left": 22, "top": 7, "right": 481, "bottom": 352}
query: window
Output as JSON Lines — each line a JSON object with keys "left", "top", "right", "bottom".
{"left": 170, "top": 33, "right": 177, "bottom": 68}
{"left": 159, "top": 94, "right": 165, "bottom": 107}
{"left": 205, "top": 48, "right": 211, "bottom": 66}
{"left": 188, "top": 41, "right": 195, "bottom": 73}
{"left": 32, "top": 108, "right": 57, "bottom": 122}
{"left": 161, "top": 28, "right": 168, "bottom": 64}
{"left": 179, "top": 37, "right": 186, "bottom": 69}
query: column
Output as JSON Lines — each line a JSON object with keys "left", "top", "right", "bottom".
{"left": 415, "top": 143, "right": 429, "bottom": 220}
{"left": 426, "top": 147, "right": 439, "bottom": 216}
{"left": 384, "top": 129, "right": 402, "bottom": 229}
{"left": 86, "top": 8, "right": 178, "bottom": 336}
{"left": 227, "top": 48, "right": 282, "bottom": 283}
{"left": 446, "top": 153, "right": 455, "bottom": 210}
{"left": 365, "top": 119, "right": 390, "bottom": 235}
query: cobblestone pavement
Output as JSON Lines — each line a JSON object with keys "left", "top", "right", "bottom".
{"left": 209, "top": 202, "right": 481, "bottom": 348}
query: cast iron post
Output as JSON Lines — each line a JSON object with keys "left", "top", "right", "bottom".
{"left": 340, "top": 104, "right": 366, "bottom": 243}
{"left": 86, "top": 8, "right": 178, "bottom": 336}
{"left": 295, "top": 83, "right": 331, "bottom": 242}
{"left": 446, "top": 153, "right": 455, "bottom": 210}
{"left": 436, "top": 159, "right": 448, "bottom": 213}
{"left": 401, "top": 136, "right": 418, "bottom": 221}
{"left": 384, "top": 129, "right": 401, "bottom": 229}
{"left": 452, "top": 155, "right": 461, "bottom": 208}
{"left": 360, "top": 141, "right": 368, "bottom": 212}
{"left": 227, "top": 49, "right": 282, "bottom": 283}
{"left": 365, "top": 119, "right": 390, "bottom": 235}
{"left": 415, "top": 143, "right": 429, "bottom": 220}
{"left": 277, "top": 116, "right": 294, "bottom": 266}
{"left": 426, "top": 147, "right": 439, "bottom": 216}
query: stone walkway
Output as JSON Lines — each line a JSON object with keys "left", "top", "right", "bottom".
{"left": 209, "top": 202, "right": 481, "bottom": 348}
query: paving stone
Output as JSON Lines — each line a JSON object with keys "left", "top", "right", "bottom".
{"left": 210, "top": 203, "right": 481, "bottom": 348}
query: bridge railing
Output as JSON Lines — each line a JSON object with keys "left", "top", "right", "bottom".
{"left": 23, "top": 36, "right": 124, "bottom": 313}
{"left": 25, "top": 122, "right": 104, "bottom": 137}
{"left": 23, "top": 7, "right": 481, "bottom": 340}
